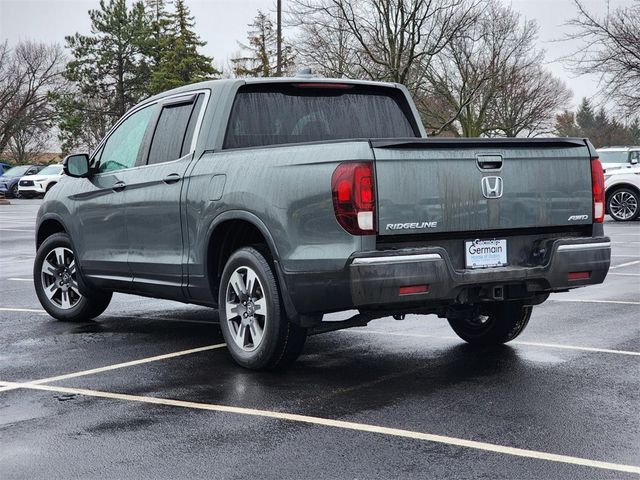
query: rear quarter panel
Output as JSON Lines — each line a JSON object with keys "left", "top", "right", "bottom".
{"left": 184, "top": 141, "right": 375, "bottom": 280}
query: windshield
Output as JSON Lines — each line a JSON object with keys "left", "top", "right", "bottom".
{"left": 37, "top": 164, "right": 63, "bottom": 176}
{"left": 598, "top": 151, "right": 629, "bottom": 164}
{"left": 2, "top": 165, "right": 31, "bottom": 177}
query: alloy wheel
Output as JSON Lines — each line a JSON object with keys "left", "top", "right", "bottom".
{"left": 225, "top": 266, "right": 267, "bottom": 352}
{"left": 610, "top": 191, "right": 638, "bottom": 220}
{"left": 40, "top": 247, "right": 82, "bottom": 309}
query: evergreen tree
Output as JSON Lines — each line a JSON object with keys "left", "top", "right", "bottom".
{"left": 629, "top": 118, "right": 640, "bottom": 144}
{"left": 575, "top": 98, "right": 596, "bottom": 132}
{"left": 231, "top": 11, "right": 295, "bottom": 77}
{"left": 65, "top": 0, "right": 151, "bottom": 119}
{"left": 555, "top": 110, "right": 582, "bottom": 137}
{"left": 58, "top": 0, "right": 151, "bottom": 150}
{"left": 149, "top": 0, "right": 218, "bottom": 93}
{"left": 145, "top": 0, "right": 173, "bottom": 68}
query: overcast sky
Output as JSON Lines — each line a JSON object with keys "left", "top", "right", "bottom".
{"left": 0, "top": 0, "right": 632, "bottom": 111}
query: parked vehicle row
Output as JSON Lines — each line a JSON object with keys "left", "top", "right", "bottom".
{"left": 0, "top": 164, "right": 45, "bottom": 198}
{"left": 18, "top": 164, "right": 64, "bottom": 198}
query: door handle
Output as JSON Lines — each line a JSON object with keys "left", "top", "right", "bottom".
{"left": 163, "top": 173, "right": 182, "bottom": 184}
{"left": 112, "top": 181, "right": 126, "bottom": 192}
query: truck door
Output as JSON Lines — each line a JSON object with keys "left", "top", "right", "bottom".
{"left": 124, "top": 93, "right": 206, "bottom": 299}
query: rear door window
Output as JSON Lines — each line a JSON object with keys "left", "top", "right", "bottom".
{"left": 147, "top": 94, "right": 202, "bottom": 165}
{"left": 224, "top": 84, "right": 418, "bottom": 149}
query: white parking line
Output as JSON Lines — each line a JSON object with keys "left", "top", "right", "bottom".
{"left": 0, "top": 228, "right": 34, "bottom": 232}
{"left": 1, "top": 381, "right": 637, "bottom": 474}
{"left": 0, "top": 344, "right": 227, "bottom": 393}
{"left": 610, "top": 260, "right": 640, "bottom": 269}
{"left": 346, "top": 330, "right": 640, "bottom": 357}
{"left": 8, "top": 278, "right": 31, "bottom": 282}
{"left": 0, "top": 307, "right": 45, "bottom": 313}
{"left": 550, "top": 298, "right": 640, "bottom": 306}
{"left": 609, "top": 272, "right": 640, "bottom": 277}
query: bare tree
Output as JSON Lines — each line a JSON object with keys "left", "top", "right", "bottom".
{"left": 0, "top": 41, "right": 66, "bottom": 156}
{"left": 421, "top": 0, "right": 564, "bottom": 137}
{"left": 7, "top": 123, "right": 51, "bottom": 164}
{"left": 289, "top": 0, "right": 480, "bottom": 92}
{"left": 489, "top": 66, "right": 572, "bottom": 137}
{"left": 288, "top": 3, "right": 361, "bottom": 78}
{"left": 565, "top": 0, "right": 640, "bottom": 112}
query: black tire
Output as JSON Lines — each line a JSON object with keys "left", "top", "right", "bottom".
{"left": 10, "top": 184, "right": 20, "bottom": 199}
{"left": 218, "top": 246, "right": 307, "bottom": 370}
{"left": 34, "top": 233, "right": 112, "bottom": 322}
{"left": 447, "top": 302, "right": 532, "bottom": 345}
{"left": 607, "top": 187, "right": 640, "bottom": 222}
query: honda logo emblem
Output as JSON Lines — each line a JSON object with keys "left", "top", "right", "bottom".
{"left": 481, "top": 176, "right": 503, "bottom": 199}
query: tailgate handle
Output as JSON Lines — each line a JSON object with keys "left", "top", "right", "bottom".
{"left": 477, "top": 155, "right": 503, "bottom": 170}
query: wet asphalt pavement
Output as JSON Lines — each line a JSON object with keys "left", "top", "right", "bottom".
{"left": 0, "top": 200, "right": 639, "bottom": 479}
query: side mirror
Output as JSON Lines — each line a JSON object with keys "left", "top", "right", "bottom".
{"left": 630, "top": 155, "right": 638, "bottom": 165}
{"left": 63, "top": 154, "right": 91, "bottom": 178}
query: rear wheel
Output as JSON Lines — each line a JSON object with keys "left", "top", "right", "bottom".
{"left": 10, "top": 184, "right": 20, "bottom": 199}
{"left": 447, "top": 302, "right": 532, "bottom": 345}
{"left": 218, "top": 246, "right": 307, "bottom": 370}
{"left": 607, "top": 187, "right": 639, "bottom": 221}
{"left": 34, "top": 233, "right": 112, "bottom": 322}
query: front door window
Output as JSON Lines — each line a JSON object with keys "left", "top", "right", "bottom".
{"left": 99, "top": 105, "right": 155, "bottom": 173}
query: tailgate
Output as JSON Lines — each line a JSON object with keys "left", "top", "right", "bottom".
{"left": 372, "top": 138, "right": 593, "bottom": 235}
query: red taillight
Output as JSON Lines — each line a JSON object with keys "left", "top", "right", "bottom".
{"left": 332, "top": 162, "right": 376, "bottom": 235}
{"left": 399, "top": 285, "right": 429, "bottom": 295}
{"left": 591, "top": 157, "right": 605, "bottom": 223}
{"left": 568, "top": 271, "right": 591, "bottom": 281}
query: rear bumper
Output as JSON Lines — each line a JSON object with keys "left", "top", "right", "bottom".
{"left": 349, "top": 237, "right": 610, "bottom": 308}
{"left": 284, "top": 236, "right": 610, "bottom": 314}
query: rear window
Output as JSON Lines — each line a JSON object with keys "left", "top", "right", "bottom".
{"left": 224, "top": 83, "right": 418, "bottom": 149}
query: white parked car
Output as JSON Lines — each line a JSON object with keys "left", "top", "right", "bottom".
{"left": 597, "top": 146, "right": 640, "bottom": 172}
{"left": 605, "top": 169, "right": 640, "bottom": 221}
{"left": 18, "top": 163, "right": 64, "bottom": 198}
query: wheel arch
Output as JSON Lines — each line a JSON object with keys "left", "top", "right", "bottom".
{"left": 204, "top": 211, "right": 307, "bottom": 324}
{"left": 36, "top": 215, "right": 67, "bottom": 249}
{"left": 205, "top": 211, "right": 280, "bottom": 298}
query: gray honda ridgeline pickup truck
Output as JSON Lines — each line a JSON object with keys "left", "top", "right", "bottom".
{"left": 34, "top": 77, "right": 611, "bottom": 369}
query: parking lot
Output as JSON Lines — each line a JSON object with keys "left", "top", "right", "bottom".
{"left": 0, "top": 199, "right": 638, "bottom": 479}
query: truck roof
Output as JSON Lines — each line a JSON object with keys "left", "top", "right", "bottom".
{"left": 143, "top": 77, "right": 403, "bottom": 105}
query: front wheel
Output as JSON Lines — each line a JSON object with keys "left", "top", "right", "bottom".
{"left": 34, "top": 233, "right": 112, "bottom": 322}
{"left": 607, "top": 188, "right": 639, "bottom": 221}
{"left": 218, "top": 246, "right": 307, "bottom": 370}
{"left": 447, "top": 302, "right": 532, "bottom": 345}
{"left": 10, "top": 184, "right": 20, "bottom": 199}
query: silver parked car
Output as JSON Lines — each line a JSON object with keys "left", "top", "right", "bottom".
{"left": 605, "top": 167, "right": 640, "bottom": 221}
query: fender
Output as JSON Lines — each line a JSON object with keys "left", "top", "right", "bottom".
{"left": 35, "top": 211, "right": 98, "bottom": 296}
{"left": 36, "top": 211, "right": 68, "bottom": 248}
{"left": 204, "top": 210, "right": 319, "bottom": 326}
